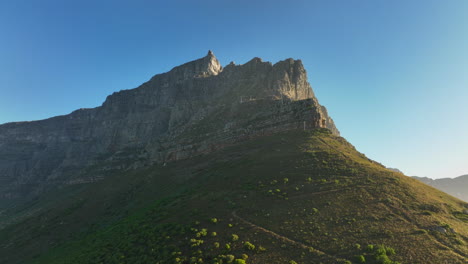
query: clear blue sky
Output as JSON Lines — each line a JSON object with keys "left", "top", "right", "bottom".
{"left": 0, "top": 0, "right": 467, "bottom": 179}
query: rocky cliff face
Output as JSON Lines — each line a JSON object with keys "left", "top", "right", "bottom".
{"left": 0, "top": 51, "right": 338, "bottom": 199}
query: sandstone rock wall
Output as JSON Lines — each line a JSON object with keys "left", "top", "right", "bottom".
{"left": 0, "top": 51, "right": 338, "bottom": 199}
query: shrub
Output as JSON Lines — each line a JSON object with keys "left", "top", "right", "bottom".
{"left": 376, "top": 246, "right": 386, "bottom": 256}
{"left": 211, "top": 232, "right": 217, "bottom": 237}
{"left": 225, "top": 255, "right": 235, "bottom": 263}
{"left": 196, "top": 229, "right": 208, "bottom": 237}
{"left": 375, "top": 254, "right": 392, "bottom": 264}
{"left": 231, "top": 234, "right": 239, "bottom": 241}
{"left": 355, "top": 255, "right": 366, "bottom": 263}
{"left": 283, "top": 178, "right": 289, "bottom": 184}
{"left": 190, "top": 239, "right": 204, "bottom": 247}
{"left": 241, "top": 254, "right": 248, "bottom": 260}
{"left": 244, "top": 241, "right": 255, "bottom": 250}
{"left": 234, "top": 259, "right": 246, "bottom": 264}
{"left": 385, "top": 246, "right": 396, "bottom": 256}
{"left": 366, "top": 244, "right": 374, "bottom": 252}
{"left": 211, "top": 218, "right": 218, "bottom": 224}
{"left": 289, "top": 261, "right": 298, "bottom": 264}
{"left": 214, "top": 242, "right": 220, "bottom": 248}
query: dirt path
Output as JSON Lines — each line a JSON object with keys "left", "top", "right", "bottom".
{"left": 231, "top": 210, "right": 349, "bottom": 262}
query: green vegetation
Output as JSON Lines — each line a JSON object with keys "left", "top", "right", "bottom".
{"left": 0, "top": 130, "right": 466, "bottom": 263}
{"left": 243, "top": 241, "right": 255, "bottom": 251}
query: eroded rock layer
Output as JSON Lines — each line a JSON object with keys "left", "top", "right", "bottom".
{"left": 0, "top": 51, "right": 338, "bottom": 199}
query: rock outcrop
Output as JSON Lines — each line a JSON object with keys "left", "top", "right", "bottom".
{"left": 0, "top": 51, "right": 338, "bottom": 199}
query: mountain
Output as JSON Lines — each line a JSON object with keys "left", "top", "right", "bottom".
{"left": 0, "top": 52, "right": 467, "bottom": 264}
{"left": 0, "top": 51, "right": 337, "bottom": 202}
{"left": 387, "top": 168, "right": 403, "bottom": 174}
{"left": 413, "top": 175, "right": 468, "bottom": 202}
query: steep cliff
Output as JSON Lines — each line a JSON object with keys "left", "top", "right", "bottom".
{"left": 0, "top": 51, "right": 338, "bottom": 199}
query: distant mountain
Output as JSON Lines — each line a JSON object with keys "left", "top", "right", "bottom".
{"left": 413, "top": 175, "right": 468, "bottom": 202}
{"left": 387, "top": 168, "right": 403, "bottom": 174}
{"left": 0, "top": 52, "right": 467, "bottom": 264}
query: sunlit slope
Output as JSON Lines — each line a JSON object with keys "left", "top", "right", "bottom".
{"left": 1, "top": 129, "right": 467, "bottom": 264}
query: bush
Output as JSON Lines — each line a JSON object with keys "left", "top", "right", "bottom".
{"left": 375, "top": 254, "right": 392, "bottom": 264}
{"left": 196, "top": 229, "right": 208, "bottom": 237}
{"left": 376, "top": 246, "right": 386, "bottom": 256}
{"left": 234, "top": 259, "right": 246, "bottom": 264}
{"left": 190, "top": 239, "right": 204, "bottom": 247}
{"left": 385, "top": 246, "right": 396, "bottom": 256}
{"left": 225, "top": 255, "right": 235, "bottom": 263}
{"left": 244, "top": 241, "right": 255, "bottom": 251}
{"left": 231, "top": 234, "right": 239, "bottom": 241}
{"left": 211, "top": 218, "right": 218, "bottom": 224}
{"left": 355, "top": 255, "right": 366, "bottom": 263}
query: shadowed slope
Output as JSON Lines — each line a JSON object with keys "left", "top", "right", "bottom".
{"left": 1, "top": 129, "right": 466, "bottom": 264}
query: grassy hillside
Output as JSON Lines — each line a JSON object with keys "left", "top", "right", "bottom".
{"left": 0, "top": 129, "right": 467, "bottom": 264}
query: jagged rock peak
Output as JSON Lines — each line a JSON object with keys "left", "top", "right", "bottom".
{"left": 203, "top": 50, "right": 222, "bottom": 76}
{"left": 150, "top": 50, "right": 222, "bottom": 81}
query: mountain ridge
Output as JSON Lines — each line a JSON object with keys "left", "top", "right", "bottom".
{"left": 412, "top": 175, "right": 468, "bottom": 202}
{"left": 0, "top": 51, "right": 337, "bottom": 201}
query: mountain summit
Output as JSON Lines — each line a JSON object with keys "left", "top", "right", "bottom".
{"left": 0, "top": 52, "right": 337, "bottom": 200}
{"left": 160, "top": 50, "right": 222, "bottom": 79}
